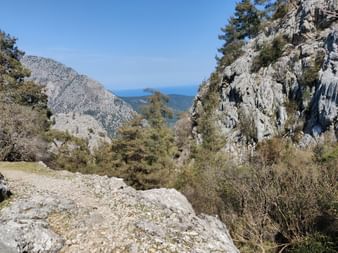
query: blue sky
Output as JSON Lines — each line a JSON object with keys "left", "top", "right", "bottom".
{"left": 0, "top": 0, "right": 236, "bottom": 91}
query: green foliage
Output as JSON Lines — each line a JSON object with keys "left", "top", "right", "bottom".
{"left": 45, "top": 130, "right": 94, "bottom": 172}
{"left": 233, "top": 0, "right": 261, "bottom": 39}
{"left": 255, "top": 0, "right": 289, "bottom": 20}
{"left": 217, "top": 40, "right": 245, "bottom": 70}
{"left": 0, "top": 31, "right": 50, "bottom": 161}
{"left": 217, "top": 0, "right": 261, "bottom": 69}
{"left": 217, "top": 1, "right": 290, "bottom": 70}
{"left": 272, "top": 1, "right": 289, "bottom": 20}
{"left": 196, "top": 74, "right": 225, "bottom": 152}
{"left": 110, "top": 91, "right": 177, "bottom": 190}
{"left": 290, "top": 234, "right": 337, "bottom": 253}
{"left": 252, "top": 35, "right": 287, "bottom": 72}
{"left": 178, "top": 137, "right": 338, "bottom": 252}
{"left": 142, "top": 88, "right": 173, "bottom": 128}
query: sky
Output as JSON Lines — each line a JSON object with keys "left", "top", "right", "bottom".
{"left": 0, "top": 0, "right": 237, "bottom": 91}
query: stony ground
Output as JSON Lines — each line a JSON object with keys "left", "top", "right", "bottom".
{"left": 0, "top": 162, "right": 238, "bottom": 253}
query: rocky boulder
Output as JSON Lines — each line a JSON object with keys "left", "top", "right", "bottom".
{"left": 0, "top": 173, "right": 11, "bottom": 202}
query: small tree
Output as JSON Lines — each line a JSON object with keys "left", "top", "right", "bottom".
{"left": 142, "top": 88, "right": 173, "bottom": 128}
{"left": 0, "top": 31, "right": 50, "bottom": 161}
{"left": 111, "top": 90, "right": 176, "bottom": 190}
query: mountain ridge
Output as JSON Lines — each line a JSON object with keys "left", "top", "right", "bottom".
{"left": 21, "top": 55, "right": 135, "bottom": 137}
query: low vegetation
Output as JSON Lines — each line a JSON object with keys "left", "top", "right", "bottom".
{"left": 252, "top": 36, "right": 288, "bottom": 72}
{"left": 177, "top": 137, "right": 338, "bottom": 253}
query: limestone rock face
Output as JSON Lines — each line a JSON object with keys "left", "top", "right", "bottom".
{"left": 21, "top": 56, "right": 135, "bottom": 137}
{"left": 0, "top": 162, "right": 239, "bottom": 253}
{"left": 191, "top": 0, "right": 338, "bottom": 153}
{"left": 51, "top": 113, "right": 111, "bottom": 150}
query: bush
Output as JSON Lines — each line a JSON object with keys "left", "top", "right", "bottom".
{"left": 178, "top": 137, "right": 338, "bottom": 252}
{"left": 238, "top": 107, "right": 257, "bottom": 142}
{"left": 251, "top": 36, "right": 287, "bottom": 72}
{"left": 217, "top": 40, "right": 245, "bottom": 70}
{"left": 272, "top": 3, "right": 289, "bottom": 20}
{"left": 0, "top": 103, "right": 50, "bottom": 161}
{"left": 289, "top": 234, "right": 337, "bottom": 253}
{"left": 45, "top": 130, "right": 94, "bottom": 172}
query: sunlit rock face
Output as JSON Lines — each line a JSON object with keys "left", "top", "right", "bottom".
{"left": 192, "top": 0, "right": 338, "bottom": 155}
{"left": 21, "top": 55, "right": 135, "bottom": 137}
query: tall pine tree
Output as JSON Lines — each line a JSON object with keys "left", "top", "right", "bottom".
{"left": 111, "top": 90, "right": 176, "bottom": 189}
{"left": 217, "top": 0, "right": 261, "bottom": 69}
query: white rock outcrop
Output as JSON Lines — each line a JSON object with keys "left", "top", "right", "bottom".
{"left": 192, "top": 0, "right": 338, "bottom": 153}
{"left": 0, "top": 162, "right": 239, "bottom": 253}
{"left": 51, "top": 113, "right": 111, "bottom": 150}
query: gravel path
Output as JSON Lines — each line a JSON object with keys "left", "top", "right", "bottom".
{"left": 0, "top": 162, "right": 239, "bottom": 253}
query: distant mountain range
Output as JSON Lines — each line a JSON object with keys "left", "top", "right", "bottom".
{"left": 121, "top": 94, "right": 194, "bottom": 126}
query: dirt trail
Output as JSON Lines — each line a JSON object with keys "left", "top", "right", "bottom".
{"left": 0, "top": 162, "right": 239, "bottom": 253}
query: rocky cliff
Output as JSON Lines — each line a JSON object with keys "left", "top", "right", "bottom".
{"left": 192, "top": 0, "right": 338, "bottom": 154}
{"left": 51, "top": 113, "right": 111, "bottom": 150}
{"left": 21, "top": 56, "right": 135, "bottom": 137}
{"left": 0, "top": 162, "right": 238, "bottom": 253}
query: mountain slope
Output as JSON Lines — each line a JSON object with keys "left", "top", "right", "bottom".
{"left": 0, "top": 162, "right": 239, "bottom": 253}
{"left": 192, "top": 0, "right": 338, "bottom": 153}
{"left": 21, "top": 56, "right": 135, "bottom": 137}
{"left": 51, "top": 113, "right": 111, "bottom": 150}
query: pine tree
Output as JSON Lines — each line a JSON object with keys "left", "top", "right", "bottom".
{"left": 217, "top": 0, "right": 261, "bottom": 69}
{"left": 0, "top": 31, "right": 50, "bottom": 161}
{"left": 254, "top": 0, "right": 289, "bottom": 20}
{"left": 142, "top": 88, "right": 173, "bottom": 128}
{"left": 111, "top": 90, "right": 176, "bottom": 190}
{"left": 234, "top": 0, "right": 261, "bottom": 40}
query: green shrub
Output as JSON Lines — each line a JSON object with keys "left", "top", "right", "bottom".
{"left": 238, "top": 108, "right": 257, "bottom": 142}
{"left": 251, "top": 36, "right": 287, "bottom": 72}
{"left": 272, "top": 3, "right": 289, "bottom": 20}
{"left": 45, "top": 130, "right": 94, "bottom": 172}
{"left": 217, "top": 40, "right": 245, "bottom": 70}
{"left": 290, "top": 234, "right": 337, "bottom": 253}
{"left": 178, "top": 137, "right": 338, "bottom": 252}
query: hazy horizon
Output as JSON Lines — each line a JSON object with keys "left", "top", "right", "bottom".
{"left": 112, "top": 84, "right": 199, "bottom": 97}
